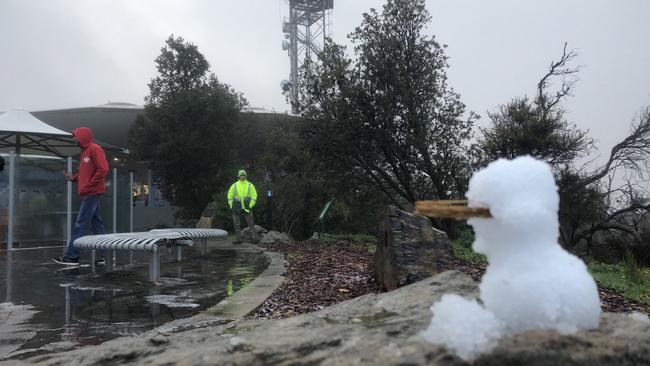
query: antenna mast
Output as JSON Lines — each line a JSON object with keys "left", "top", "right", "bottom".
{"left": 281, "top": 0, "right": 333, "bottom": 114}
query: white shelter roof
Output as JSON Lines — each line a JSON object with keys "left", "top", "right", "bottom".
{"left": 0, "top": 109, "right": 71, "bottom": 136}
{"left": 0, "top": 109, "right": 78, "bottom": 157}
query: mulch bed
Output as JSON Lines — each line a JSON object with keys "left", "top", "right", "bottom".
{"left": 252, "top": 240, "right": 650, "bottom": 319}
{"left": 253, "top": 240, "right": 383, "bottom": 319}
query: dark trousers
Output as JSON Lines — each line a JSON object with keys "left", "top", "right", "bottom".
{"left": 232, "top": 211, "right": 255, "bottom": 240}
{"left": 64, "top": 195, "right": 106, "bottom": 259}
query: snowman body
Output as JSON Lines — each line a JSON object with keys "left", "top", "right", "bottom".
{"left": 467, "top": 156, "right": 601, "bottom": 334}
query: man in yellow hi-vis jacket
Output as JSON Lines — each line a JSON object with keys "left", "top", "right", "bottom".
{"left": 227, "top": 169, "right": 258, "bottom": 244}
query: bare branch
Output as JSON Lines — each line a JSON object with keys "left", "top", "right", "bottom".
{"left": 536, "top": 42, "right": 581, "bottom": 118}
{"left": 580, "top": 106, "right": 650, "bottom": 188}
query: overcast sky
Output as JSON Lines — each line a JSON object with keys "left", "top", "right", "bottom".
{"left": 1, "top": 0, "right": 649, "bottom": 161}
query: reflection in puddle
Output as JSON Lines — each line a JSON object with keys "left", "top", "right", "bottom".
{"left": 0, "top": 245, "right": 267, "bottom": 360}
{"left": 145, "top": 294, "right": 200, "bottom": 308}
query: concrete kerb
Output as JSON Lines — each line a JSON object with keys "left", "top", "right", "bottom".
{"left": 208, "top": 249, "right": 285, "bottom": 318}
{"left": 155, "top": 239, "right": 286, "bottom": 335}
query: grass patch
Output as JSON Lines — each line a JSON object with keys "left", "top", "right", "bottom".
{"left": 317, "top": 233, "right": 377, "bottom": 253}
{"left": 451, "top": 229, "right": 650, "bottom": 306}
{"left": 451, "top": 230, "right": 486, "bottom": 264}
{"left": 588, "top": 261, "right": 650, "bottom": 305}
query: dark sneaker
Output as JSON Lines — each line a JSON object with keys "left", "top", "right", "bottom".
{"left": 52, "top": 256, "right": 79, "bottom": 266}
{"left": 94, "top": 257, "right": 106, "bottom": 266}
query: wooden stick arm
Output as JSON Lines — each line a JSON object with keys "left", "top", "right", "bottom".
{"left": 415, "top": 200, "right": 492, "bottom": 220}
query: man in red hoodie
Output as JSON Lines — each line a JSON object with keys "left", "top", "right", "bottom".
{"left": 53, "top": 127, "right": 109, "bottom": 265}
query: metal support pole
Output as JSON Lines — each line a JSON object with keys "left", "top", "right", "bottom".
{"left": 112, "top": 168, "right": 117, "bottom": 265}
{"left": 129, "top": 171, "right": 134, "bottom": 264}
{"left": 106, "top": 254, "right": 114, "bottom": 272}
{"left": 290, "top": 9, "right": 299, "bottom": 113}
{"left": 267, "top": 190, "right": 273, "bottom": 231}
{"left": 113, "top": 168, "right": 117, "bottom": 233}
{"left": 176, "top": 246, "right": 182, "bottom": 262}
{"left": 7, "top": 151, "right": 15, "bottom": 250}
{"left": 147, "top": 169, "right": 152, "bottom": 207}
{"left": 322, "top": 0, "right": 326, "bottom": 44}
{"left": 65, "top": 285, "right": 71, "bottom": 325}
{"left": 129, "top": 171, "right": 134, "bottom": 232}
{"left": 201, "top": 238, "right": 207, "bottom": 256}
{"left": 5, "top": 251, "right": 12, "bottom": 302}
{"left": 149, "top": 247, "right": 160, "bottom": 282}
{"left": 66, "top": 157, "right": 72, "bottom": 251}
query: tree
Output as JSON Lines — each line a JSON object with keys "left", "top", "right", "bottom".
{"left": 475, "top": 44, "right": 650, "bottom": 255}
{"left": 476, "top": 44, "right": 592, "bottom": 168}
{"left": 208, "top": 112, "right": 388, "bottom": 239}
{"left": 567, "top": 106, "right": 650, "bottom": 253}
{"left": 300, "top": 0, "right": 476, "bottom": 213}
{"left": 128, "top": 36, "right": 247, "bottom": 220}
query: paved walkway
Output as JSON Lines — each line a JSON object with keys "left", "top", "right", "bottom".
{"left": 154, "top": 240, "right": 286, "bottom": 334}
{"left": 206, "top": 241, "right": 285, "bottom": 318}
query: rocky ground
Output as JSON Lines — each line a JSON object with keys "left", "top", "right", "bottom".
{"left": 254, "top": 239, "right": 650, "bottom": 318}
{"left": 6, "top": 242, "right": 650, "bottom": 365}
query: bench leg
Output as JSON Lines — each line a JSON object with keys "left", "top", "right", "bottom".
{"left": 106, "top": 253, "right": 114, "bottom": 272}
{"left": 201, "top": 238, "right": 207, "bottom": 256}
{"left": 64, "top": 285, "right": 71, "bottom": 325}
{"left": 149, "top": 248, "right": 160, "bottom": 282}
{"left": 91, "top": 250, "right": 96, "bottom": 271}
{"left": 176, "top": 246, "right": 182, "bottom": 262}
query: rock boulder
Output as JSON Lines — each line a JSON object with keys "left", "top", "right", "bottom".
{"left": 241, "top": 225, "right": 267, "bottom": 244}
{"left": 374, "top": 206, "right": 454, "bottom": 290}
{"left": 259, "top": 231, "right": 291, "bottom": 245}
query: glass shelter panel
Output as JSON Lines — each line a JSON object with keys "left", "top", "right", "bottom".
{"left": 0, "top": 155, "right": 9, "bottom": 245}
{"left": 11, "top": 155, "right": 68, "bottom": 246}
{"left": 100, "top": 173, "right": 114, "bottom": 233}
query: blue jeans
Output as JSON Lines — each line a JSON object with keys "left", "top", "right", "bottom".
{"left": 64, "top": 195, "right": 106, "bottom": 259}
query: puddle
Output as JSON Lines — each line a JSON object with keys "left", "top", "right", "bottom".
{"left": 0, "top": 245, "right": 268, "bottom": 359}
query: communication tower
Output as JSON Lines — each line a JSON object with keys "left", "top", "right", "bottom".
{"left": 281, "top": 0, "right": 333, "bottom": 113}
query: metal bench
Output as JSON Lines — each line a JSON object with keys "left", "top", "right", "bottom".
{"left": 73, "top": 228, "right": 228, "bottom": 281}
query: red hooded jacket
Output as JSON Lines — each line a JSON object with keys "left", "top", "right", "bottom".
{"left": 72, "top": 127, "right": 109, "bottom": 196}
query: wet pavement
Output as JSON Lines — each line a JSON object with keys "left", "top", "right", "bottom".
{"left": 0, "top": 241, "right": 268, "bottom": 360}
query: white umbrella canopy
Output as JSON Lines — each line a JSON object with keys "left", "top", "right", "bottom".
{"left": 0, "top": 109, "right": 78, "bottom": 157}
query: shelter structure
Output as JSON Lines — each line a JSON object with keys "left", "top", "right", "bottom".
{"left": 0, "top": 109, "right": 80, "bottom": 250}
{"left": 33, "top": 103, "right": 175, "bottom": 232}
{"left": 0, "top": 109, "right": 77, "bottom": 157}
{"left": 0, "top": 106, "right": 144, "bottom": 252}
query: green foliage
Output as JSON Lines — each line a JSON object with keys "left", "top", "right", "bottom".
{"left": 128, "top": 35, "right": 247, "bottom": 220}
{"left": 589, "top": 261, "right": 650, "bottom": 305}
{"left": 299, "top": 0, "right": 476, "bottom": 214}
{"left": 451, "top": 229, "right": 486, "bottom": 264}
{"left": 206, "top": 111, "right": 389, "bottom": 240}
{"left": 473, "top": 46, "right": 605, "bottom": 250}
{"left": 476, "top": 97, "right": 591, "bottom": 168}
{"left": 623, "top": 249, "right": 645, "bottom": 285}
{"left": 556, "top": 168, "right": 605, "bottom": 249}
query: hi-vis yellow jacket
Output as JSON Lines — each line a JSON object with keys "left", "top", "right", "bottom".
{"left": 227, "top": 180, "right": 257, "bottom": 213}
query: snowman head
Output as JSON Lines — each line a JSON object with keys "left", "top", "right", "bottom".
{"left": 467, "top": 156, "right": 560, "bottom": 258}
